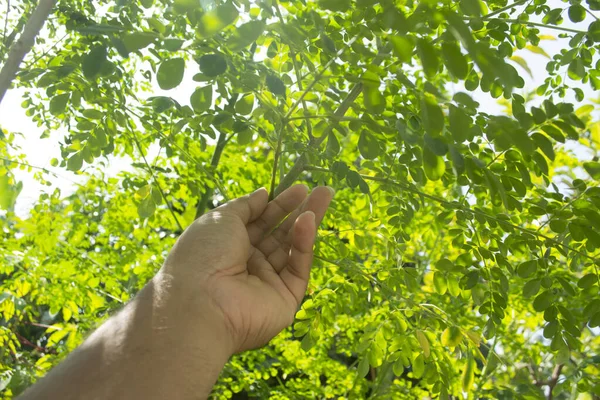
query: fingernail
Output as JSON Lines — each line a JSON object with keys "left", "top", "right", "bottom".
{"left": 326, "top": 186, "right": 336, "bottom": 196}
{"left": 304, "top": 210, "right": 316, "bottom": 222}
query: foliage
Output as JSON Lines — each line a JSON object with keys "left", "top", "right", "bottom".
{"left": 2, "top": 0, "right": 600, "bottom": 398}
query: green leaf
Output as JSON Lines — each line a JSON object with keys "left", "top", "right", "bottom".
{"left": 568, "top": 59, "right": 585, "bottom": 81}
{"left": 433, "top": 272, "right": 447, "bottom": 294}
{"left": 462, "top": 355, "right": 476, "bottom": 392}
{"left": 568, "top": 5, "right": 586, "bottom": 22}
{"left": 421, "top": 94, "right": 444, "bottom": 136}
{"left": 138, "top": 195, "right": 156, "bottom": 219}
{"left": 523, "top": 279, "right": 541, "bottom": 298}
{"left": 449, "top": 105, "right": 470, "bottom": 143}
{"left": 357, "top": 356, "right": 370, "bottom": 378}
{"left": 412, "top": 354, "right": 425, "bottom": 378}
{"left": 266, "top": 75, "right": 286, "bottom": 96}
{"left": 390, "top": 36, "right": 414, "bottom": 63}
{"left": 157, "top": 58, "right": 185, "bottom": 90}
{"left": 578, "top": 273, "right": 597, "bottom": 289}
{"left": 584, "top": 161, "right": 600, "bottom": 179}
{"left": 122, "top": 32, "right": 156, "bottom": 53}
{"left": 190, "top": 86, "right": 213, "bottom": 113}
{"left": 82, "top": 109, "right": 104, "bottom": 120}
{"left": 226, "top": 21, "right": 265, "bottom": 51}
{"left": 197, "top": 54, "right": 228, "bottom": 77}
{"left": 441, "top": 326, "right": 462, "bottom": 347}
{"left": 460, "top": 0, "right": 481, "bottom": 16}
{"left": 358, "top": 130, "right": 381, "bottom": 160}
{"left": 423, "top": 147, "right": 445, "bottom": 181}
{"left": 533, "top": 290, "right": 554, "bottom": 312}
{"left": 417, "top": 39, "right": 439, "bottom": 78}
{"left": 416, "top": 330, "right": 430, "bottom": 358}
{"left": 81, "top": 46, "right": 107, "bottom": 79}
{"left": 362, "top": 71, "right": 385, "bottom": 114}
{"left": 197, "top": 2, "right": 239, "bottom": 38}
{"left": 0, "top": 175, "right": 21, "bottom": 210}
{"left": 326, "top": 132, "right": 340, "bottom": 156}
{"left": 235, "top": 94, "right": 254, "bottom": 115}
{"left": 588, "top": 20, "right": 600, "bottom": 42}
{"left": 319, "top": 0, "right": 351, "bottom": 12}
{"left": 442, "top": 42, "right": 468, "bottom": 79}
{"left": 517, "top": 260, "right": 538, "bottom": 278}
{"left": 67, "top": 152, "right": 83, "bottom": 172}
{"left": 49, "top": 93, "right": 70, "bottom": 116}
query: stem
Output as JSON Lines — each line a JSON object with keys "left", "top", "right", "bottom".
{"left": 305, "top": 166, "right": 598, "bottom": 263}
{"left": 273, "top": 0, "right": 313, "bottom": 139}
{"left": 128, "top": 129, "right": 184, "bottom": 232}
{"left": 482, "top": 0, "right": 528, "bottom": 19}
{"left": 547, "top": 364, "right": 564, "bottom": 400}
{"left": 269, "top": 124, "right": 286, "bottom": 201}
{"left": 502, "top": 19, "right": 587, "bottom": 34}
{"left": 0, "top": 0, "right": 56, "bottom": 106}
{"left": 274, "top": 84, "right": 362, "bottom": 196}
{"left": 195, "top": 131, "right": 228, "bottom": 218}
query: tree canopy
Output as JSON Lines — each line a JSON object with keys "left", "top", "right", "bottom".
{"left": 1, "top": 0, "right": 600, "bottom": 398}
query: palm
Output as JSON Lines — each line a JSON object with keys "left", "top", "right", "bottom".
{"left": 200, "top": 185, "right": 334, "bottom": 352}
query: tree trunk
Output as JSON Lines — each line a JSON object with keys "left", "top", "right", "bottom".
{"left": 0, "top": 0, "right": 57, "bottom": 107}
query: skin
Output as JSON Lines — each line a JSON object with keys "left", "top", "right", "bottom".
{"left": 19, "top": 185, "right": 334, "bottom": 400}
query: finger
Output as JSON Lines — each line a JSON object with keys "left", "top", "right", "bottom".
{"left": 215, "top": 187, "right": 268, "bottom": 224}
{"left": 280, "top": 211, "right": 316, "bottom": 305}
{"left": 246, "top": 184, "right": 308, "bottom": 245}
{"left": 259, "top": 186, "right": 335, "bottom": 268}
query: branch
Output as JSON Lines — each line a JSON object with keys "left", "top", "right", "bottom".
{"left": 547, "top": 364, "right": 564, "bottom": 400}
{"left": 127, "top": 129, "right": 184, "bottom": 232}
{"left": 0, "top": 0, "right": 56, "bottom": 106}
{"left": 195, "top": 131, "right": 228, "bottom": 218}
{"left": 274, "top": 84, "right": 362, "bottom": 196}
{"left": 482, "top": 0, "right": 529, "bottom": 19}
{"left": 502, "top": 19, "right": 587, "bottom": 34}
{"left": 305, "top": 166, "right": 598, "bottom": 264}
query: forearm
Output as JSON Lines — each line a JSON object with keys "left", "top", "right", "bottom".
{"left": 19, "top": 274, "right": 232, "bottom": 400}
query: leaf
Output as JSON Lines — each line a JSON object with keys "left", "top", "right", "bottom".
{"left": 390, "top": 36, "right": 414, "bottom": 63}
{"left": 227, "top": 20, "right": 265, "bottom": 51}
{"left": 433, "top": 272, "right": 448, "bottom": 294}
{"left": 67, "top": 152, "right": 83, "bottom": 172}
{"left": 82, "top": 109, "right": 104, "bottom": 120}
{"left": 517, "top": 260, "right": 537, "bottom": 278}
{"left": 326, "top": 132, "right": 340, "bottom": 156}
{"left": 449, "top": 105, "right": 470, "bottom": 142}
{"left": 421, "top": 94, "right": 444, "bottom": 136}
{"left": 197, "top": 54, "right": 228, "bottom": 77}
{"left": 157, "top": 58, "right": 185, "bottom": 90}
{"left": 584, "top": 161, "right": 600, "bottom": 179}
{"left": 319, "top": 0, "right": 351, "bottom": 11}
{"left": 417, "top": 39, "right": 439, "bottom": 78}
{"left": 122, "top": 32, "right": 156, "bottom": 53}
{"left": 358, "top": 130, "right": 381, "bottom": 160}
{"left": 412, "top": 354, "right": 425, "bottom": 378}
{"left": 441, "top": 326, "right": 462, "bottom": 347}
{"left": 138, "top": 194, "right": 156, "bottom": 219}
{"left": 415, "top": 330, "right": 430, "bottom": 358}
{"left": 81, "top": 45, "right": 107, "bottom": 79}
{"left": 197, "top": 2, "right": 239, "bottom": 38}
{"left": 568, "top": 5, "right": 586, "bottom": 22}
{"left": 362, "top": 71, "right": 385, "bottom": 114}
{"left": 235, "top": 94, "right": 254, "bottom": 115}
{"left": 49, "top": 93, "right": 70, "bottom": 116}
{"left": 190, "top": 86, "right": 213, "bottom": 113}
{"left": 510, "top": 55, "right": 532, "bottom": 78}
{"left": 442, "top": 42, "right": 468, "bottom": 79}
{"left": 266, "top": 75, "right": 286, "bottom": 96}
{"left": 357, "top": 356, "right": 370, "bottom": 378}
{"left": 462, "top": 355, "right": 476, "bottom": 392}
{"left": 525, "top": 45, "right": 550, "bottom": 59}
{"left": 423, "top": 147, "right": 446, "bottom": 181}
{"left": 533, "top": 290, "right": 553, "bottom": 312}
{"left": 578, "top": 273, "right": 597, "bottom": 289}
{"left": 460, "top": 0, "right": 481, "bottom": 16}
{"left": 589, "top": 20, "right": 600, "bottom": 42}
{"left": 568, "top": 59, "right": 585, "bottom": 81}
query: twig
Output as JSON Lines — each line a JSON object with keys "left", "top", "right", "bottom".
{"left": 502, "top": 19, "right": 587, "bottom": 34}
{"left": 0, "top": 0, "right": 57, "bottom": 106}
{"left": 127, "top": 128, "right": 184, "bottom": 232}
{"left": 304, "top": 165, "right": 598, "bottom": 263}
{"left": 195, "top": 131, "right": 228, "bottom": 218}
{"left": 582, "top": 5, "right": 599, "bottom": 21}
{"left": 273, "top": 0, "right": 313, "bottom": 139}
{"left": 274, "top": 84, "right": 362, "bottom": 196}
{"left": 482, "top": 0, "right": 528, "bottom": 19}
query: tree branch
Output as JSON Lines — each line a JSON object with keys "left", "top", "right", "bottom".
{"left": 305, "top": 166, "right": 598, "bottom": 264}
{"left": 195, "top": 131, "right": 228, "bottom": 218}
{"left": 0, "top": 0, "right": 56, "bottom": 106}
{"left": 274, "top": 84, "right": 362, "bottom": 196}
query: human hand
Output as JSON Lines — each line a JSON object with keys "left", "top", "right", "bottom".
{"left": 158, "top": 185, "right": 334, "bottom": 354}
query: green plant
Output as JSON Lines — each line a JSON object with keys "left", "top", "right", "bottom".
{"left": 1, "top": 0, "right": 600, "bottom": 398}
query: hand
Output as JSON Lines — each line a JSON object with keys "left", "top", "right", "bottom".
{"left": 159, "top": 185, "right": 334, "bottom": 353}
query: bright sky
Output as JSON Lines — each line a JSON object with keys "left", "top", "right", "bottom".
{"left": 0, "top": 1, "right": 598, "bottom": 217}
